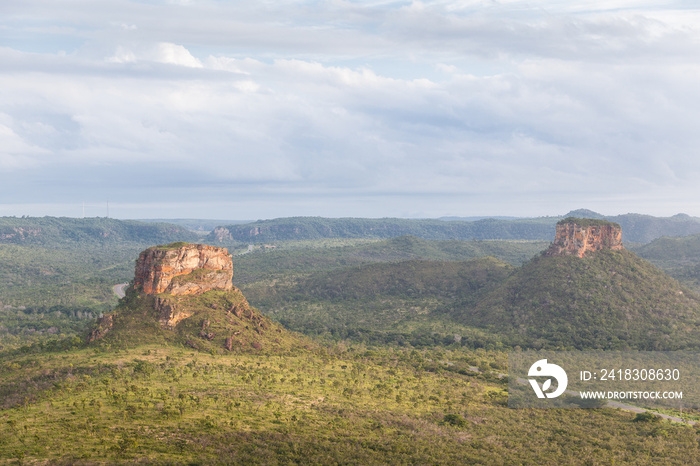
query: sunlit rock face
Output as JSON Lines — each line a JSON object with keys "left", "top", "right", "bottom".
{"left": 545, "top": 220, "right": 623, "bottom": 258}
{"left": 133, "top": 243, "right": 233, "bottom": 295}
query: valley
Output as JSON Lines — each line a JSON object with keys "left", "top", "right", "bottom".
{"left": 2, "top": 213, "right": 700, "bottom": 463}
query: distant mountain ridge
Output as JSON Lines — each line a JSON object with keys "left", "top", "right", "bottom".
{"left": 0, "top": 217, "right": 199, "bottom": 248}
{"left": 2, "top": 210, "right": 699, "bottom": 248}
{"left": 206, "top": 210, "right": 700, "bottom": 245}
{"left": 207, "top": 216, "right": 555, "bottom": 243}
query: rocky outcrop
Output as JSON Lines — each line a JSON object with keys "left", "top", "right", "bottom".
{"left": 87, "top": 241, "right": 304, "bottom": 353}
{"left": 154, "top": 297, "right": 193, "bottom": 328}
{"left": 545, "top": 218, "right": 623, "bottom": 258}
{"left": 211, "top": 227, "right": 233, "bottom": 242}
{"left": 134, "top": 243, "right": 233, "bottom": 295}
{"left": 0, "top": 227, "right": 41, "bottom": 241}
{"left": 87, "top": 314, "right": 113, "bottom": 342}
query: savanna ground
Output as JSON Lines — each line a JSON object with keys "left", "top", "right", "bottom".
{"left": 1, "top": 343, "right": 699, "bottom": 464}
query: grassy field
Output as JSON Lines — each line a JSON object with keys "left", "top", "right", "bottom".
{"left": 2, "top": 343, "right": 699, "bottom": 464}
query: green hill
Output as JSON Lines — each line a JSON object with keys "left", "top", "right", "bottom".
{"left": 456, "top": 249, "right": 700, "bottom": 350}
{"left": 630, "top": 234, "right": 700, "bottom": 293}
{"left": 286, "top": 257, "right": 512, "bottom": 303}
{"left": 0, "top": 217, "right": 199, "bottom": 248}
{"left": 233, "top": 235, "right": 547, "bottom": 285}
{"left": 242, "top": 257, "right": 513, "bottom": 348}
{"left": 636, "top": 233, "right": 700, "bottom": 262}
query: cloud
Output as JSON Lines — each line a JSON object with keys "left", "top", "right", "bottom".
{"left": 108, "top": 42, "right": 203, "bottom": 67}
{"left": 2, "top": 1, "right": 700, "bottom": 218}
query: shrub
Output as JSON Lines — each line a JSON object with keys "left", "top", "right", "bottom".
{"left": 633, "top": 412, "right": 660, "bottom": 423}
{"left": 442, "top": 413, "right": 467, "bottom": 427}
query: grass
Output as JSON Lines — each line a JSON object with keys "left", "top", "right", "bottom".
{"left": 1, "top": 343, "right": 699, "bottom": 464}
{"left": 155, "top": 241, "right": 192, "bottom": 250}
{"left": 558, "top": 217, "right": 620, "bottom": 228}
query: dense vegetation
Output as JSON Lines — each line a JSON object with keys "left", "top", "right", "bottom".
{"left": 242, "top": 247, "right": 700, "bottom": 351}
{"left": 233, "top": 235, "right": 547, "bottom": 284}
{"left": 0, "top": 243, "right": 136, "bottom": 351}
{"left": 0, "top": 232, "right": 547, "bottom": 352}
{"left": 632, "top": 233, "right": 700, "bottom": 293}
{"left": 5, "top": 215, "right": 700, "bottom": 353}
{"left": 242, "top": 258, "right": 513, "bottom": 349}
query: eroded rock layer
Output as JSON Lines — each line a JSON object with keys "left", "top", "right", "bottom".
{"left": 134, "top": 243, "right": 233, "bottom": 295}
{"left": 546, "top": 219, "right": 623, "bottom": 258}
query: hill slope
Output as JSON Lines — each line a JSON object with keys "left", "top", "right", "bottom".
{"left": 91, "top": 286, "right": 305, "bottom": 354}
{"left": 636, "top": 233, "right": 700, "bottom": 262}
{"left": 89, "top": 243, "right": 309, "bottom": 353}
{"left": 456, "top": 249, "right": 700, "bottom": 350}
{"left": 243, "top": 257, "right": 513, "bottom": 348}
{"left": 233, "top": 235, "right": 546, "bottom": 285}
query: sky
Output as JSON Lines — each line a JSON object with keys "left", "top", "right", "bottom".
{"left": 2, "top": 1, "right": 700, "bottom": 220}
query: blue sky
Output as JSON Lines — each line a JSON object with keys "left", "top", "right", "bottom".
{"left": 2, "top": 1, "right": 700, "bottom": 219}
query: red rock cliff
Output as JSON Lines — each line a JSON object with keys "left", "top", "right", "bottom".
{"left": 545, "top": 219, "right": 623, "bottom": 258}
{"left": 134, "top": 243, "right": 233, "bottom": 295}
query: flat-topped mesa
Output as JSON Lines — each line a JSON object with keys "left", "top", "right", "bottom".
{"left": 545, "top": 218, "right": 623, "bottom": 258}
{"left": 134, "top": 242, "right": 233, "bottom": 296}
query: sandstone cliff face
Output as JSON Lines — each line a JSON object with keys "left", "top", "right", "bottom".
{"left": 545, "top": 220, "right": 623, "bottom": 258}
{"left": 211, "top": 227, "right": 233, "bottom": 242}
{"left": 134, "top": 243, "right": 233, "bottom": 295}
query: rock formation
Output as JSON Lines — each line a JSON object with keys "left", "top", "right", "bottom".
{"left": 134, "top": 243, "right": 233, "bottom": 295}
{"left": 86, "top": 314, "right": 113, "bottom": 343}
{"left": 211, "top": 227, "right": 234, "bottom": 242}
{"left": 545, "top": 218, "right": 623, "bottom": 258}
{"left": 88, "top": 241, "right": 304, "bottom": 353}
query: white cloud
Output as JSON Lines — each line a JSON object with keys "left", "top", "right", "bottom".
{"left": 0, "top": 121, "right": 50, "bottom": 170}
{"left": 3, "top": 1, "right": 700, "bottom": 218}
{"left": 107, "top": 42, "right": 202, "bottom": 67}
{"left": 153, "top": 42, "right": 202, "bottom": 68}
